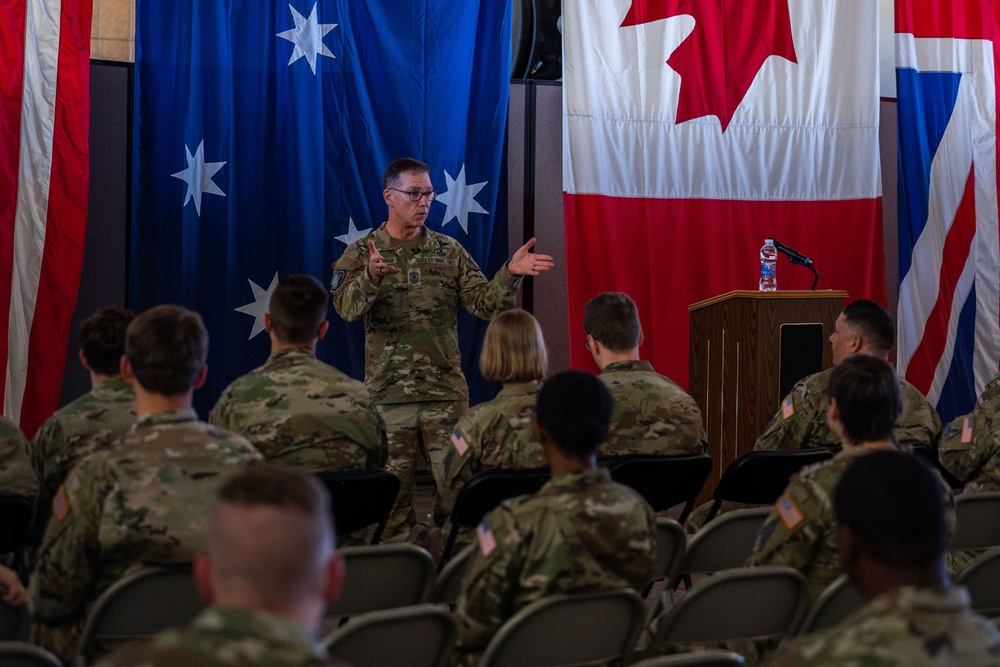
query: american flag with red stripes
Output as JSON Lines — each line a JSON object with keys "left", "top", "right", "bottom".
{"left": 0, "top": 0, "right": 91, "bottom": 435}
{"left": 895, "top": 0, "right": 1000, "bottom": 423}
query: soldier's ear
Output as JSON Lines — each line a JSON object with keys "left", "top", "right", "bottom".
{"left": 78, "top": 348, "right": 90, "bottom": 372}
{"left": 317, "top": 320, "right": 330, "bottom": 340}
{"left": 193, "top": 553, "right": 215, "bottom": 603}
{"left": 120, "top": 355, "right": 135, "bottom": 384}
{"left": 323, "top": 553, "right": 346, "bottom": 604}
{"left": 193, "top": 364, "right": 208, "bottom": 390}
{"left": 263, "top": 313, "right": 273, "bottom": 333}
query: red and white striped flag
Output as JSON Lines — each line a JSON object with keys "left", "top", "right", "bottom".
{"left": 563, "top": 0, "right": 886, "bottom": 385}
{"left": 0, "top": 0, "right": 92, "bottom": 434}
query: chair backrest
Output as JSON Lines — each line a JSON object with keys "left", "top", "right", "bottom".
{"left": 0, "top": 641, "right": 63, "bottom": 667}
{"left": 607, "top": 454, "right": 713, "bottom": 523}
{"left": 441, "top": 467, "right": 550, "bottom": 564}
{"left": 0, "top": 496, "right": 33, "bottom": 554}
{"left": 676, "top": 507, "right": 771, "bottom": 580}
{"left": 911, "top": 446, "right": 965, "bottom": 490}
{"left": 432, "top": 544, "right": 476, "bottom": 606}
{"left": 706, "top": 449, "right": 835, "bottom": 522}
{"left": 956, "top": 545, "right": 1000, "bottom": 618}
{"left": 653, "top": 518, "right": 687, "bottom": 587}
{"left": 630, "top": 650, "right": 746, "bottom": 667}
{"left": 326, "top": 544, "right": 435, "bottom": 619}
{"left": 0, "top": 602, "right": 29, "bottom": 642}
{"left": 76, "top": 566, "right": 204, "bottom": 656}
{"left": 951, "top": 492, "right": 1000, "bottom": 551}
{"left": 324, "top": 604, "right": 456, "bottom": 667}
{"left": 647, "top": 566, "right": 809, "bottom": 656}
{"left": 479, "top": 588, "right": 646, "bottom": 667}
{"left": 799, "top": 574, "right": 867, "bottom": 633}
{"left": 315, "top": 470, "right": 401, "bottom": 544}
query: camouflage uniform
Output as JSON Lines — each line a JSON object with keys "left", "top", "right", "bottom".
{"left": 768, "top": 586, "right": 1000, "bottom": 666}
{"left": 755, "top": 367, "right": 942, "bottom": 451}
{"left": 30, "top": 376, "right": 135, "bottom": 497}
{"left": 746, "top": 447, "right": 957, "bottom": 601}
{"left": 28, "top": 409, "right": 262, "bottom": 663}
{"left": 598, "top": 360, "right": 707, "bottom": 459}
{"left": 439, "top": 383, "right": 543, "bottom": 547}
{"left": 452, "top": 468, "right": 657, "bottom": 666}
{"left": 331, "top": 222, "right": 521, "bottom": 533}
{"left": 96, "top": 606, "right": 343, "bottom": 667}
{"left": 938, "top": 398, "right": 1000, "bottom": 573}
{"left": 209, "top": 348, "right": 386, "bottom": 473}
{"left": 0, "top": 416, "right": 37, "bottom": 500}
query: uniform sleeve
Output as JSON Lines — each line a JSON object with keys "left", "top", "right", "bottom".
{"left": 29, "top": 456, "right": 112, "bottom": 623}
{"left": 368, "top": 404, "right": 388, "bottom": 469}
{"left": 745, "top": 476, "right": 827, "bottom": 571}
{"left": 207, "top": 385, "right": 235, "bottom": 431}
{"left": 439, "top": 417, "right": 484, "bottom": 518}
{"left": 331, "top": 238, "right": 381, "bottom": 322}
{"left": 897, "top": 384, "right": 943, "bottom": 449}
{"left": 456, "top": 246, "right": 522, "bottom": 321}
{"left": 453, "top": 507, "right": 523, "bottom": 654}
{"left": 938, "top": 410, "right": 995, "bottom": 483}
{"left": 754, "top": 380, "right": 820, "bottom": 451}
{"left": 0, "top": 423, "right": 39, "bottom": 499}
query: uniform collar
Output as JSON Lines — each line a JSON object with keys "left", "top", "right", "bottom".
{"left": 134, "top": 407, "right": 199, "bottom": 428}
{"left": 496, "top": 382, "right": 541, "bottom": 398}
{"left": 374, "top": 221, "right": 442, "bottom": 251}
{"left": 190, "top": 606, "right": 329, "bottom": 659}
{"left": 268, "top": 347, "right": 317, "bottom": 362}
{"left": 601, "top": 360, "right": 654, "bottom": 374}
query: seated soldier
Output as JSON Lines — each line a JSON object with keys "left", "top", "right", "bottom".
{"left": 768, "top": 450, "right": 1000, "bottom": 666}
{"left": 438, "top": 308, "right": 548, "bottom": 520}
{"left": 97, "top": 464, "right": 346, "bottom": 667}
{"left": 452, "top": 370, "right": 657, "bottom": 666}
{"left": 755, "top": 299, "right": 941, "bottom": 451}
{"left": 0, "top": 563, "right": 25, "bottom": 605}
{"left": 746, "top": 355, "right": 945, "bottom": 600}
{"left": 210, "top": 274, "right": 386, "bottom": 473}
{"left": 28, "top": 305, "right": 262, "bottom": 663}
{"left": 31, "top": 306, "right": 136, "bottom": 498}
{"left": 0, "top": 417, "right": 37, "bottom": 502}
{"left": 584, "top": 292, "right": 706, "bottom": 459}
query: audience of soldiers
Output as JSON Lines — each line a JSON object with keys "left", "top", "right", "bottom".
{"left": 4, "top": 284, "right": 1000, "bottom": 666}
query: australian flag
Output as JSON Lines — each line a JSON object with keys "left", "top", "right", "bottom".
{"left": 132, "top": 1, "right": 511, "bottom": 415}
{"left": 895, "top": 0, "right": 1000, "bottom": 423}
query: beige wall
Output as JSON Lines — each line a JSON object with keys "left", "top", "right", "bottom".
{"left": 91, "top": 0, "right": 134, "bottom": 62}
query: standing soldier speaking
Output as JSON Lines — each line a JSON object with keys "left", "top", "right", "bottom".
{"left": 331, "top": 157, "right": 553, "bottom": 538}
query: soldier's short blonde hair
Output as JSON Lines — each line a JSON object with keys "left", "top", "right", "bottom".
{"left": 479, "top": 309, "right": 548, "bottom": 383}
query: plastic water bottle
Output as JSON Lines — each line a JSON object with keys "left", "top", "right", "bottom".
{"left": 759, "top": 239, "right": 777, "bottom": 291}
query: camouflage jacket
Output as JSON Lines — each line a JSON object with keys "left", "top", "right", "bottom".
{"left": 598, "top": 360, "right": 707, "bottom": 459}
{"left": 30, "top": 376, "right": 135, "bottom": 496}
{"left": 210, "top": 348, "right": 386, "bottom": 473}
{"left": 0, "top": 415, "right": 38, "bottom": 499}
{"left": 755, "top": 367, "right": 942, "bottom": 451}
{"left": 978, "top": 372, "right": 1000, "bottom": 407}
{"left": 330, "top": 223, "right": 521, "bottom": 405}
{"left": 768, "top": 586, "right": 1000, "bottom": 666}
{"left": 439, "top": 383, "right": 543, "bottom": 517}
{"left": 96, "top": 606, "right": 343, "bottom": 667}
{"left": 453, "top": 468, "right": 657, "bottom": 665}
{"left": 939, "top": 394, "right": 1000, "bottom": 493}
{"left": 28, "top": 409, "right": 262, "bottom": 662}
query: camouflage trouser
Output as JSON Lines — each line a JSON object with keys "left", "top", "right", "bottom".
{"left": 378, "top": 400, "right": 467, "bottom": 538}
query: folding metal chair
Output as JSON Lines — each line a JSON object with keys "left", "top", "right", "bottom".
{"left": 799, "top": 574, "right": 866, "bottom": 633}
{"left": 324, "top": 604, "right": 456, "bottom": 667}
{"left": 0, "top": 641, "right": 63, "bottom": 667}
{"left": 431, "top": 544, "right": 476, "bottom": 606}
{"left": 315, "top": 470, "right": 400, "bottom": 545}
{"left": 674, "top": 507, "right": 771, "bottom": 586}
{"left": 957, "top": 545, "right": 1000, "bottom": 619}
{"left": 327, "top": 544, "right": 435, "bottom": 619}
{"left": 607, "top": 454, "right": 713, "bottom": 524}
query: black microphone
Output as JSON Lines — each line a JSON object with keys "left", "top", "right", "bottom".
{"left": 773, "top": 240, "right": 814, "bottom": 267}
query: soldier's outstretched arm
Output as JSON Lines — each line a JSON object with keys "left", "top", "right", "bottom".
{"left": 330, "top": 239, "right": 381, "bottom": 322}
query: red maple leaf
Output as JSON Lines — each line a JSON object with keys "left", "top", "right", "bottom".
{"left": 621, "top": 0, "right": 798, "bottom": 132}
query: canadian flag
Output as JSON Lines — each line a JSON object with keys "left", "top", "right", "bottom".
{"left": 563, "top": 0, "right": 886, "bottom": 387}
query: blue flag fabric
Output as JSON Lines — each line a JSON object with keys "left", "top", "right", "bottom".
{"left": 132, "top": 1, "right": 511, "bottom": 415}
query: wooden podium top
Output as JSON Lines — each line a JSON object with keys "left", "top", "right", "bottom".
{"left": 688, "top": 289, "right": 849, "bottom": 312}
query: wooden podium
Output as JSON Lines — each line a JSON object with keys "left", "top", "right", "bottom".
{"left": 688, "top": 290, "right": 848, "bottom": 503}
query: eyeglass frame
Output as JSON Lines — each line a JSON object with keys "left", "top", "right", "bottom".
{"left": 388, "top": 187, "right": 437, "bottom": 203}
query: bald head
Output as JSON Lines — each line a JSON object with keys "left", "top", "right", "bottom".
{"left": 201, "top": 465, "right": 339, "bottom": 618}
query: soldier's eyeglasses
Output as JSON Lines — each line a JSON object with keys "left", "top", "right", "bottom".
{"left": 390, "top": 188, "right": 437, "bottom": 202}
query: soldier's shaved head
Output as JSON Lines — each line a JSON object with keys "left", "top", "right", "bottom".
{"left": 268, "top": 274, "right": 329, "bottom": 345}
{"left": 201, "top": 465, "right": 340, "bottom": 615}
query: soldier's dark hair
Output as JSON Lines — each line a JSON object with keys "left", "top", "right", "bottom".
{"left": 79, "top": 306, "right": 134, "bottom": 376}
{"left": 382, "top": 157, "right": 429, "bottom": 190}
{"left": 480, "top": 309, "right": 548, "bottom": 383}
{"left": 535, "top": 370, "right": 613, "bottom": 458}
{"left": 125, "top": 305, "right": 208, "bottom": 396}
{"left": 826, "top": 355, "right": 901, "bottom": 445}
{"left": 842, "top": 299, "right": 895, "bottom": 354}
{"left": 834, "top": 450, "right": 947, "bottom": 568}
{"left": 583, "top": 292, "right": 642, "bottom": 352}
{"left": 268, "top": 274, "right": 328, "bottom": 345}
{"left": 210, "top": 464, "right": 335, "bottom": 601}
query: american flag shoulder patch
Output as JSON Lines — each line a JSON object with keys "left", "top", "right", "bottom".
{"left": 53, "top": 485, "right": 71, "bottom": 522}
{"left": 781, "top": 396, "right": 795, "bottom": 419}
{"left": 962, "top": 416, "right": 974, "bottom": 444}
{"left": 775, "top": 494, "right": 803, "bottom": 530}
{"left": 476, "top": 519, "right": 496, "bottom": 556}
{"left": 451, "top": 429, "right": 469, "bottom": 456}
